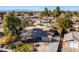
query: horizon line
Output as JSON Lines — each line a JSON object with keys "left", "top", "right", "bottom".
{"left": 0, "top": 6, "right": 79, "bottom": 12}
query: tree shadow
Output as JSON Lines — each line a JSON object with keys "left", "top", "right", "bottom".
{"left": 52, "top": 39, "right": 59, "bottom": 42}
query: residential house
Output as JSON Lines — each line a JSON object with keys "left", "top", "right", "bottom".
{"left": 33, "top": 19, "right": 41, "bottom": 25}
{"left": 23, "top": 14, "right": 30, "bottom": 20}
{"left": 62, "top": 31, "right": 79, "bottom": 52}
{"left": 40, "top": 19, "right": 51, "bottom": 26}
{"left": 20, "top": 28, "right": 53, "bottom": 42}
{"left": 71, "top": 16, "right": 79, "bottom": 24}
{"left": 73, "top": 24, "right": 79, "bottom": 31}
{"left": 71, "top": 16, "right": 79, "bottom": 31}
{"left": 59, "top": 13, "right": 65, "bottom": 18}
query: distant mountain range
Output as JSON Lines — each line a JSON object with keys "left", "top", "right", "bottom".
{"left": 0, "top": 9, "right": 41, "bottom": 12}
{"left": 0, "top": 9, "right": 78, "bottom": 12}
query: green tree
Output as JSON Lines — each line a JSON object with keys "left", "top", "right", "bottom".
{"left": 64, "top": 11, "right": 73, "bottom": 18}
{"left": 3, "top": 13, "right": 22, "bottom": 42}
{"left": 40, "top": 7, "right": 51, "bottom": 17}
{"left": 57, "top": 18, "right": 72, "bottom": 28}
{"left": 44, "top": 8, "right": 49, "bottom": 16}
{"left": 56, "top": 6, "right": 60, "bottom": 13}
{"left": 57, "top": 18, "right": 73, "bottom": 36}
{"left": 27, "top": 12, "right": 33, "bottom": 16}
{"left": 53, "top": 6, "right": 61, "bottom": 17}
{"left": 20, "top": 20, "right": 29, "bottom": 29}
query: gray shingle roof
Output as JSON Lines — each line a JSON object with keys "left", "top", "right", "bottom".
{"left": 64, "top": 31, "right": 79, "bottom": 41}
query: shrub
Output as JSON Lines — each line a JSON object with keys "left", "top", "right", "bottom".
{"left": 0, "top": 36, "right": 10, "bottom": 45}
{"left": 15, "top": 43, "right": 32, "bottom": 52}
{"left": 5, "top": 44, "right": 15, "bottom": 49}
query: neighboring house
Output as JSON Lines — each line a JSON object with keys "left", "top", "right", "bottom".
{"left": 23, "top": 14, "right": 30, "bottom": 20}
{"left": 27, "top": 19, "right": 35, "bottom": 26}
{"left": 19, "top": 29, "right": 33, "bottom": 40}
{"left": 73, "top": 24, "right": 79, "bottom": 31}
{"left": 59, "top": 13, "right": 65, "bottom": 18}
{"left": 33, "top": 12, "right": 41, "bottom": 18}
{"left": 0, "top": 17, "right": 2, "bottom": 21}
{"left": 72, "top": 16, "right": 79, "bottom": 31}
{"left": 32, "top": 29, "right": 53, "bottom": 42}
{"left": 50, "top": 19, "right": 56, "bottom": 23}
{"left": 33, "top": 19, "right": 41, "bottom": 25}
{"left": 17, "top": 16, "right": 23, "bottom": 20}
{"left": 62, "top": 31, "right": 79, "bottom": 52}
{"left": 17, "top": 14, "right": 30, "bottom": 20}
{"left": 20, "top": 28, "right": 53, "bottom": 42}
{"left": 71, "top": 16, "right": 79, "bottom": 23}
{"left": 40, "top": 19, "right": 51, "bottom": 26}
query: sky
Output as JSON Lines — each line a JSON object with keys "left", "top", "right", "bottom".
{"left": 0, "top": 6, "right": 79, "bottom": 11}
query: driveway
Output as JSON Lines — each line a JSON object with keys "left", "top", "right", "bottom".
{"left": 33, "top": 42, "right": 59, "bottom": 52}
